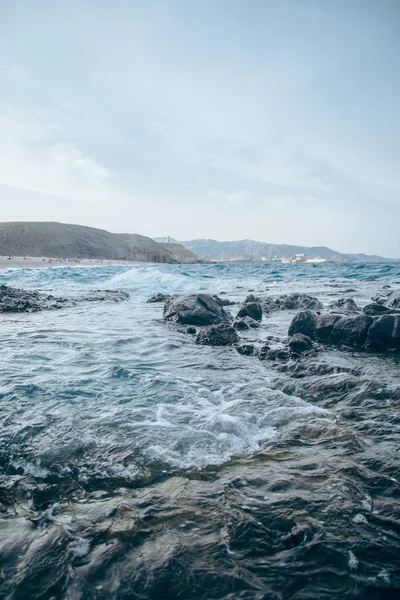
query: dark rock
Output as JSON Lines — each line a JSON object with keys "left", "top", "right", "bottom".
{"left": 313, "top": 314, "right": 341, "bottom": 341}
{"left": 185, "top": 326, "right": 197, "bottom": 335}
{"left": 288, "top": 333, "right": 313, "bottom": 354}
{"left": 386, "top": 291, "right": 400, "bottom": 309}
{"left": 213, "top": 295, "right": 235, "bottom": 307}
{"left": 267, "top": 348, "right": 290, "bottom": 361}
{"left": 365, "top": 315, "right": 400, "bottom": 351}
{"left": 288, "top": 310, "right": 378, "bottom": 349}
{"left": 0, "top": 285, "right": 129, "bottom": 313}
{"left": 363, "top": 303, "right": 400, "bottom": 316}
{"left": 83, "top": 290, "right": 130, "bottom": 303}
{"left": 258, "top": 344, "right": 271, "bottom": 360}
{"left": 0, "top": 284, "right": 67, "bottom": 313}
{"left": 263, "top": 293, "right": 323, "bottom": 312}
{"left": 237, "top": 302, "right": 262, "bottom": 322}
{"left": 234, "top": 319, "right": 250, "bottom": 331}
{"left": 147, "top": 293, "right": 169, "bottom": 303}
{"left": 288, "top": 310, "right": 317, "bottom": 338}
{"left": 195, "top": 324, "right": 239, "bottom": 346}
{"left": 164, "top": 294, "right": 231, "bottom": 326}
{"left": 244, "top": 316, "right": 260, "bottom": 328}
{"left": 235, "top": 343, "right": 256, "bottom": 356}
{"left": 329, "top": 298, "right": 360, "bottom": 314}
{"left": 244, "top": 294, "right": 261, "bottom": 303}
{"left": 317, "top": 314, "right": 373, "bottom": 347}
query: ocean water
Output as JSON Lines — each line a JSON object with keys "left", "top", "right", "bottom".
{"left": 0, "top": 262, "right": 399, "bottom": 599}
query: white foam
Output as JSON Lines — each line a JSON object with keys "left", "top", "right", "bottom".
{"left": 352, "top": 513, "right": 368, "bottom": 525}
{"left": 348, "top": 551, "right": 359, "bottom": 570}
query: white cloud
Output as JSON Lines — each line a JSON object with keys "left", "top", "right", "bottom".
{"left": 0, "top": 110, "right": 112, "bottom": 202}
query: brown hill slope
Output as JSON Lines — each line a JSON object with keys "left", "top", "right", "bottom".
{"left": 0, "top": 222, "right": 181, "bottom": 263}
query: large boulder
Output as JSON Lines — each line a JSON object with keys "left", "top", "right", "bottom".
{"left": 288, "top": 310, "right": 317, "bottom": 338}
{"left": 236, "top": 302, "right": 262, "bottom": 322}
{"left": 289, "top": 311, "right": 373, "bottom": 348}
{"left": 263, "top": 293, "right": 323, "bottom": 312}
{"left": 365, "top": 315, "right": 400, "bottom": 351}
{"left": 195, "top": 324, "right": 239, "bottom": 346}
{"left": 164, "top": 294, "right": 231, "bottom": 326}
{"left": 317, "top": 314, "right": 373, "bottom": 347}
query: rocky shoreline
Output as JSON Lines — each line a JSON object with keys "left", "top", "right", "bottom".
{"left": 2, "top": 284, "right": 399, "bottom": 356}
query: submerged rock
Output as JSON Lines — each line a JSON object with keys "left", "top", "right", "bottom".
{"left": 213, "top": 295, "right": 235, "bottom": 307}
{"left": 329, "top": 298, "right": 360, "bottom": 314}
{"left": 263, "top": 293, "right": 323, "bottom": 312}
{"left": 244, "top": 294, "right": 261, "bottom": 303}
{"left": 258, "top": 344, "right": 271, "bottom": 360}
{"left": 147, "top": 293, "right": 169, "bottom": 303}
{"left": 0, "top": 285, "right": 129, "bottom": 313}
{"left": 288, "top": 333, "right": 313, "bottom": 354}
{"left": 185, "top": 326, "right": 197, "bottom": 335}
{"left": 0, "top": 285, "right": 68, "bottom": 313}
{"left": 164, "top": 294, "right": 232, "bottom": 326}
{"left": 266, "top": 348, "right": 290, "bottom": 361}
{"left": 234, "top": 319, "right": 250, "bottom": 331}
{"left": 235, "top": 343, "right": 256, "bottom": 356}
{"left": 83, "top": 290, "right": 130, "bottom": 303}
{"left": 236, "top": 301, "right": 262, "bottom": 322}
{"left": 195, "top": 324, "right": 239, "bottom": 346}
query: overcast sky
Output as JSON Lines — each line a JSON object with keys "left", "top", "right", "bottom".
{"left": 1, "top": 0, "right": 399, "bottom": 256}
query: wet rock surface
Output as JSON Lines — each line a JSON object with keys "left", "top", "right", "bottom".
{"left": 329, "top": 297, "right": 360, "bottom": 313}
{"left": 164, "top": 293, "right": 232, "bottom": 326}
{"left": 263, "top": 293, "right": 323, "bottom": 312}
{"left": 195, "top": 323, "right": 239, "bottom": 346}
{"left": 288, "top": 333, "right": 313, "bottom": 354}
{"left": 147, "top": 292, "right": 169, "bottom": 303}
{"left": 289, "top": 308, "right": 400, "bottom": 352}
{"left": 0, "top": 285, "right": 129, "bottom": 313}
{"left": 236, "top": 301, "right": 262, "bottom": 322}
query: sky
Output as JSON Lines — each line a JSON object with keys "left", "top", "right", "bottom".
{"left": 0, "top": 0, "right": 399, "bottom": 257}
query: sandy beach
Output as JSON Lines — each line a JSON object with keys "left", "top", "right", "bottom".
{"left": 0, "top": 256, "right": 141, "bottom": 270}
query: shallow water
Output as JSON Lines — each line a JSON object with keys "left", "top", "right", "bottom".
{"left": 0, "top": 262, "right": 399, "bottom": 599}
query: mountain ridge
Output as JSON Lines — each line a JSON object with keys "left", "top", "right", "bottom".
{"left": 154, "top": 237, "right": 396, "bottom": 262}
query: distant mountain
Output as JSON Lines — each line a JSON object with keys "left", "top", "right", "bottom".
{"left": 172, "top": 238, "right": 394, "bottom": 263}
{"left": 0, "top": 222, "right": 197, "bottom": 263}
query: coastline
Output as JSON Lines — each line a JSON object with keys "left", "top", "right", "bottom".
{"left": 0, "top": 256, "right": 143, "bottom": 270}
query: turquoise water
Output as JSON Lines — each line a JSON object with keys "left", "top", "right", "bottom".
{"left": 0, "top": 262, "right": 399, "bottom": 599}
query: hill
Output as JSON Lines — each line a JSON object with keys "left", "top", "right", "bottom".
{"left": 157, "top": 242, "right": 201, "bottom": 263}
{"left": 175, "top": 238, "right": 394, "bottom": 263}
{"left": 0, "top": 222, "right": 196, "bottom": 263}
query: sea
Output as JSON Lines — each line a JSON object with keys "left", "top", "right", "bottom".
{"left": 0, "top": 262, "right": 399, "bottom": 600}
